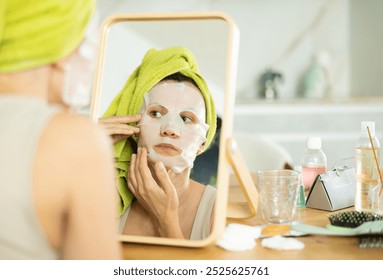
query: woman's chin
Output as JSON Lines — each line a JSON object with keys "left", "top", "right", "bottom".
{"left": 153, "top": 146, "right": 181, "bottom": 157}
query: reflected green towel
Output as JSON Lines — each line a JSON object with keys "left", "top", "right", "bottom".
{"left": 103, "top": 46, "right": 217, "bottom": 215}
{"left": 0, "top": 0, "right": 95, "bottom": 72}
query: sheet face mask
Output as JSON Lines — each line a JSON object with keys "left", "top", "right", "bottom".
{"left": 62, "top": 12, "right": 99, "bottom": 110}
{"left": 138, "top": 81, "right": 209, "bottom": 173}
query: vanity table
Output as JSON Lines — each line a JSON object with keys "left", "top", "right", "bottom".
{"left": 121, "top": 175, "right": 383, "bottom": 260}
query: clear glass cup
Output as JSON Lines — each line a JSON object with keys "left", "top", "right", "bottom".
{"left": 256, "top": 169, "right": 300, "bottom": 224}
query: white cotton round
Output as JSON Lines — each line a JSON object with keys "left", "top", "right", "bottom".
{"left": 261, "top": 235, "right": 305, "bottom": 250}
{"left": 216, "top": 223, "right": 262, "bottom": 251}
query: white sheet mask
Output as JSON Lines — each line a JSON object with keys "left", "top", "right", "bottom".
{"left": 138, "top": 81, "right": 209, "bottom": 173}
{"left": 62, "top": 11, "right": 99, "bottom": 111}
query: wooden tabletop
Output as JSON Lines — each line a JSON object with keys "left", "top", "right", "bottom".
{"left": 121, "top": 177, "right": 383, "bottom": 260}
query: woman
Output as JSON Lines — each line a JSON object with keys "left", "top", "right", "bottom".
{"left": 100, "top": 46, "right": 217, "bottom": 239}
{"left": 0, "top": 0, "right": 121, "bottom": 259}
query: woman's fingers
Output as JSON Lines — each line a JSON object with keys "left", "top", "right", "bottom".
{"left": 98, "top": 115, "right": 141, "bottom": 134}
{"left": 129, "top": 147, "right": 154, "bottom": 197}
{"left": 138, "top": 147, "right": 156, "bottom": 185}
{"left": 154, "top": 161, "right": 175, "bottom": 196}
{"left": 127, "top": 153, "right": 137, "bottom": 195}
{"left": 134, "top": 148, "right": 144, "bottom": 192}
{"left": 99, "top": 115, "right": 141, "bottom": 124}
{"left": 98, "top": 115, "right": 141, "bottom": 143}
{"left": 128, "top": 147, "right": 180, "bottom": 230}
{"left": 104, "top": 124, "right": 137, "bottom": 135}
{"left": 137, "top": 147, "right": 175, "bottom": 197}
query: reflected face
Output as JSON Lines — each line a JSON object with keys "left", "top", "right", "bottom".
{"left": 138, "top": 81, "right": 209, "bottom": 173}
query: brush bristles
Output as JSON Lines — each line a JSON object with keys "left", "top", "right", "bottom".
{"left": 328, "top": 211, "right": 383, "bottom": 228}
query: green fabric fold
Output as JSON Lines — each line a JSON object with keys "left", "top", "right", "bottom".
{"left": 103, "top": 46, "right": 217, "bottom": 215}
{"left": 0, "top": 0, "right": 95, "bottom": 72}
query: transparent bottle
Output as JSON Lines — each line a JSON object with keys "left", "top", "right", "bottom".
{"left": 301, "top": 137, "right": 327, "bottom": 192}
{"left": 355, "top": 121, "right": 380, "bottom": 212}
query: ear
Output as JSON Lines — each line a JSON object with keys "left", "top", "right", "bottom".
{"left": 197, "top": 142, "right": 206, "bottom": 155}
{"left": 52, "top": 52, "right": 73, "bottom": 71}
{"left": 53, "top": 45, "right": 80, "bottom": 71}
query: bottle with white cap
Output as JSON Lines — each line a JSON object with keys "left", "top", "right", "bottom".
{"left": 301, "top": 136, "right": 327, "bottom": 193}
{"left": 355, "top": 121, "right": 380, "bottom": 211}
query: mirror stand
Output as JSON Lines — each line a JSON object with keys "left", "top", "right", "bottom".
{"left": 226, "top": 138, "right": 258, "bottom": 219}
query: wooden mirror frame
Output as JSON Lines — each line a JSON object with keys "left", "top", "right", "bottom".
{"left": 89, "top": 12, "right": 243, "bottom": 247}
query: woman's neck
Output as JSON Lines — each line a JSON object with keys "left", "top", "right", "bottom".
{"left": 167, "top": 168, "right": 191, "bottom": 196}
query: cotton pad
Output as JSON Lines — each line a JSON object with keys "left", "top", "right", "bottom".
{"left": 217, "top": 223, "right": 262, "bottom": 251}
{"left": 261, "top": 235, "right": 305, "bottom": 250}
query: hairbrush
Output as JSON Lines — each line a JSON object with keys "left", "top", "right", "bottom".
{"left": 291, "top": 210, "right": 383, "bottom": 236}
{"left": 359, "top": 235, "right": 383, "bottom": 248}
{"left": 331, "top": 210, "right": 383, "bottom": 248}
{"left": 328, "top": 210, "right": 383, "bottom": 229}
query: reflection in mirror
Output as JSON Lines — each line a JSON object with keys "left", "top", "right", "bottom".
{"left": 90, "top": 13, "right": 239, "bottom": 247}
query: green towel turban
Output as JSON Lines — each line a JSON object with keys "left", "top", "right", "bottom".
{"left": 103, "top": 46, "right": 217, "bottom": 215}
{"left": 0, "top": 0, "right": 95, "bottom": 72}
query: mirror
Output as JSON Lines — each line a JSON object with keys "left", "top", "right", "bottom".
{"left": 90, "top": 12, "right": 239, "bottom": 247}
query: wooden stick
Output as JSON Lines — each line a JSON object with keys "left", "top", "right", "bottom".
{"left": 366, "top": 126, "right": 383, "bottom": 197}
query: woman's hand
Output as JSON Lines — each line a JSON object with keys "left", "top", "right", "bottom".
{"left": 98, "top": 115, "right": 141, "bottom": 143}
{"left": 127, "top": 147, "right": 184, "bottom": 239}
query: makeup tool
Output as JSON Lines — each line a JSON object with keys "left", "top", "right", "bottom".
{"left": 292, "top": 210, "right": 383, "bottom": 236}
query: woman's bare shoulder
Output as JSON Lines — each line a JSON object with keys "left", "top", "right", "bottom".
{"left": 189, "top": 179, "right": 207, "bottom": 190}
{"left": 42, "top": 112, "right": 112, "bottom": 156}
{"left": 36, "top": 111, "right": 115, "bottom": 191}
{"left": 33, "top": 111, "right": 121, "bottom": 259}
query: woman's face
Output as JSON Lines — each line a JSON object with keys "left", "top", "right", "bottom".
{"left": 138, "top": 80, "right": 209, "bottom": 173}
